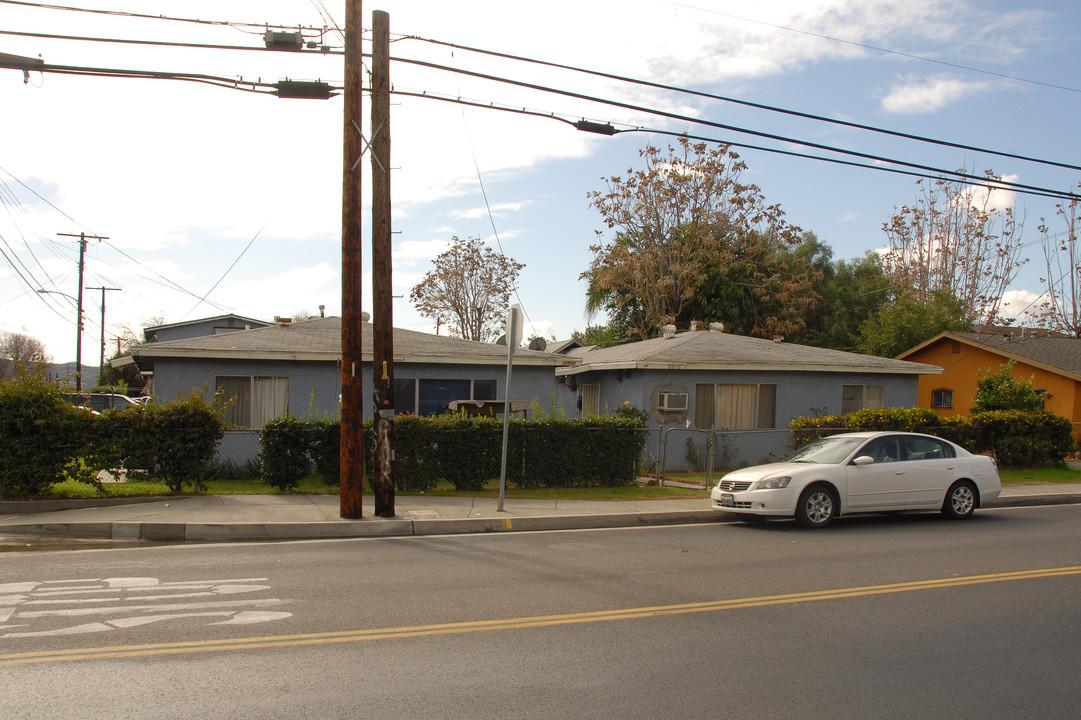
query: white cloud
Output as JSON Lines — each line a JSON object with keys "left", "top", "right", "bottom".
{"left": 880, "top": 76, "right": 994, "bottom": 114}
{"left": 998, "top": 289, "right": 1045, "bottom": 321}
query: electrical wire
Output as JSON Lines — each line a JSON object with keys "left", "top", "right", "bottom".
{"left": 399, "top": 36, "right": 1081, "bottom": 173}
{"left": 448, "top": 57, "right": 534, "bottom": 338}
{"left": 0, "top": 28, "right": 342, "bottom": 54}
{"left": 669, "top": 1, "right": 1081, "bottom": 96}
{"left": 179, "top": 224, "right": 265, "bottom": 321}
{"left": 389, "top": 55, "right": 1081, "bottom": 203}
{"left": 389, "top": 86, "right": 1079, "bottom": 203}
{"left": 99, "top": 239, "right": 229, "bottom": 313}
{"left": 21, "top": 61, "right": 299, "bottom": 95}
{"left": 0, "top": 0, "right": 331, "bottom": 37}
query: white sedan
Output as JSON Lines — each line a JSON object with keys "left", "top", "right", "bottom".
{"left": 711, "top": 431, "right": 1002, "bottom": 528}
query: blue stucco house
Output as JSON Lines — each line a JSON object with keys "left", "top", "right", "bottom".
{"left": 117, "top": 317, "right": 939, "bottom": 470}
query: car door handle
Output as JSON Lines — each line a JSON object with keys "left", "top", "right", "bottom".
{"left": 895, "top": 471, "right": 905, "bottom": 475}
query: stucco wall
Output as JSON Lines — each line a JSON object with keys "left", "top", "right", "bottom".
{"left": 906, "top": 339, "right": 1081, "bottom": 428}
{"left": 568, "top": 367, "right": 921, "bottom": 470}
{"left": 150, "top": 356, "right": 571, "bottom": 422}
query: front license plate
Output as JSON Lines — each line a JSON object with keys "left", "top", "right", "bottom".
{"left": 720, "top": 493, "right": 735, "bottom": 507}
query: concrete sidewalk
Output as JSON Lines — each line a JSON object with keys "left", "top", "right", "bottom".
{"left": 1, "top": 483, "right": 1079, "bottom": 543}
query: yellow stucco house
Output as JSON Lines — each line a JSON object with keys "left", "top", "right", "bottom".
{"left": 898, "top": 330, "right": 1081, "bottom": 441}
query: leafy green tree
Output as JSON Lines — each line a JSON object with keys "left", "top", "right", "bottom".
{"left": 971, "top": 360, "right": 1046, "bottom": 412}
{"left": 572, "top": 323, "right": 625, "bottom": 348}
{"left": 791, "top": 250, "right": 891, "bottom": 350}
{"left": 856, "top": 289, "right": 970, "bottom": 358}
{"left": 584, "top": 138, "right": 809, "bottom": 339}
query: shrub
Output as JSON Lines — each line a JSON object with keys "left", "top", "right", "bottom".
{"left": 0, "top": 368, "right": 92, "bottom": 497}
{"left": 788, "top": 406, "right": 1072, "bottom": 466}
{"left": 260, "top": 415, "right": 314, "bottom": 491}
{"left": 966, "top": 410, "right": 1074, "bottom": 467}
{"left": 971, "top": 360, "right": 1045, "bottom": 412}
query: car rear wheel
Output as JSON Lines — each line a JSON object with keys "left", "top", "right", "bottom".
{"left": 795, "top": 486, "right": 836, "bottom": 529}
{"left": 942, "top": 480, "right": 977, "bottom": 519}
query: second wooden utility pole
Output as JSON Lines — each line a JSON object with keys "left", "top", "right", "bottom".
{"left": 371, "top": 10, "right": 395, "bottom": 517}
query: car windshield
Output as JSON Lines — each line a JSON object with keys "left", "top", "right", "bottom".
{"left": 787, "top": 437, "right": 864, "bottom": 464}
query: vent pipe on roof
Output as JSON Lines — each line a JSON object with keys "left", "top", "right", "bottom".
{"left": 709, "top": 322, "right": 724, "bottom": 333}
{"left": 662, "top": 324, "right": 677, "bottom": 339}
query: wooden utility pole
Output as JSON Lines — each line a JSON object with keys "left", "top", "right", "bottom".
{"left": 340, "top": 0, "right": 365, "bottom": 519}
{"left": 371, "top": 10, "right": 395, "bottom": 517}
{"left": 85, "top": 285, "right": 120, "bottom": 385}
{"left": 58, "top": 231, "right": 108, "bottom": 392}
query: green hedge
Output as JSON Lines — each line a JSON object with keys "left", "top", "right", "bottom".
{"left": 260, "top": 413, "right": 648, "bottom": 492}
{"left": 789, "top": 407, "right": 1073, "bottom": 467}
{"left": 0, "top": 369, "right": 92, "bottom": 496}
{"left": 0, "top": 372, "right": 225, "bottom": 496}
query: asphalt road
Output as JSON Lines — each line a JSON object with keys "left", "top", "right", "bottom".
{"left": 3, "top": 505, "right": 1080, "bottom": 719}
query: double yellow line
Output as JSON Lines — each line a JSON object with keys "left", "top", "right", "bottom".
{"left": 3, "top": 565, "right": 1079, "bottom": 667}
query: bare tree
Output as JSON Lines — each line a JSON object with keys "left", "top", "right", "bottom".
{"left": 882, "top": 170, "right": 1027, "bottom": 327}
{"left": 410, "top": 236, "right": 524, "bottom": 342}
{"left": 1, "top": 332, "right": 51, "bottom": 378}
{"left": 1037, "top": 187, "right": 1080, "bottom": 337}
{"left": 584, "top": 138, "right": 805, "bottom": 338}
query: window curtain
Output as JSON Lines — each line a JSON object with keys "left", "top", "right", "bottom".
{"left": 863, "top": 385, "right": 885, "bottom": 409}
{"left": 253, "top": 377, "right": 289, "bottom": 428}
{"left": 716, "top": 384, "right": 757, "bottom": 429}
{"left": 216, "top": 376, "right": 251, "bottom": 428}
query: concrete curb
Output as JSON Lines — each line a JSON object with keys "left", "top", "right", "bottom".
{"left": 0, "top": 510, "right": 729, "bottom": 542}
{"left": 0, "top": 493, "right": 1077, "bottom": 543}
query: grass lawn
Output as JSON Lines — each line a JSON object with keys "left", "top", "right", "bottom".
{"left": 42, "top": 475, "right": 711, "bottom": 501}
{"left": 34, "top": 462, "right": 1081, "bottom": 501}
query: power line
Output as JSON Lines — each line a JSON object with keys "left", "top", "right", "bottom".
{"left": 179, "top": 224, "right": 265, "bottom": 321}
{"left": 389, "top": 69, "right": 1081, "bottom": 202}
{"left": 400, "top": 35, "right": 1081, "bottom": 174}
{"left": 669, "top": 1, "right": 1081, "bottom": 96}
{"left": 0, "top": 0, "right": 332, "bottom": 37}
{"left": 0, "top": 28, "right": 342, "bottom": 54}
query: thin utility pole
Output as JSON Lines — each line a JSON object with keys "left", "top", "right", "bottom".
{"left": 58, "top": 231, "right": 108, "bottom": 391}
{"left": 85, "top": 285, "right": 121, "bottom": 385}
{"left": 371, "top": 9, "right": 395, "bottom": 517}
{"left": 340, "top": 0, "right": 365, "bottom": 519}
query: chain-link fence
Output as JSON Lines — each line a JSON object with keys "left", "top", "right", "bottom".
{"left": 213, "top": 430, "right": 261, "bottom": 468}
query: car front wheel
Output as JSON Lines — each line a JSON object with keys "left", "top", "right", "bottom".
{"left": 942, "top": 480, "right": 977, "bottom": 519}
{"left": 795, "top": 486, "right": 837, "bottom": 529}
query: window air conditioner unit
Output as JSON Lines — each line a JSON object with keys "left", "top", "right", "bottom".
{"left": 659, "top": 392, "right": 688, "bottom": 411}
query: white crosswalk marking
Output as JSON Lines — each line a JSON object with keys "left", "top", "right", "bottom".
{"left": 0, "top": 576, "right": 292, "bottom": 638}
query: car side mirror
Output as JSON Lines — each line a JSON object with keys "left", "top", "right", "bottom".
{"left": 852, "top": 455, "right": 875, "bottom": 466}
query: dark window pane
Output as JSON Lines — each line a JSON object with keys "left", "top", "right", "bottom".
{"left": 418, "top": 378, "right": 471, "bottom": 416}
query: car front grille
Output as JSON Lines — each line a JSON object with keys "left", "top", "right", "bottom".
{"left": 719, "top": 480, "right": 752, "bottom": 492}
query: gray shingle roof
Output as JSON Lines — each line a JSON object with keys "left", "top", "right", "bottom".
{"left": 949, "top": 332, "right": 1081, "bottom": 380}
{"left": 556, "top": 329, "right": 937, "bottom": 376}
{"left": 131, "top": 316, "right": 561, "bottom": 366}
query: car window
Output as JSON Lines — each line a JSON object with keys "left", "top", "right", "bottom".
{"left": 787, "top": 437, "right": 863, "bottom": 464}
{"left": 902, "top": 436, "right": 955, "bottom": 460}
{"left": 859, "top": 436, "right": 900, "bottom": 463}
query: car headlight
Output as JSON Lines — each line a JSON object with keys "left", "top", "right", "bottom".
{"left": 752, "top": 476, "right": 792, "bottom": 490}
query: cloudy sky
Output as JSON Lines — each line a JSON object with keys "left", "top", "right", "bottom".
{"left": 1, "top": 0, "right": 1079, "bottom": 364}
